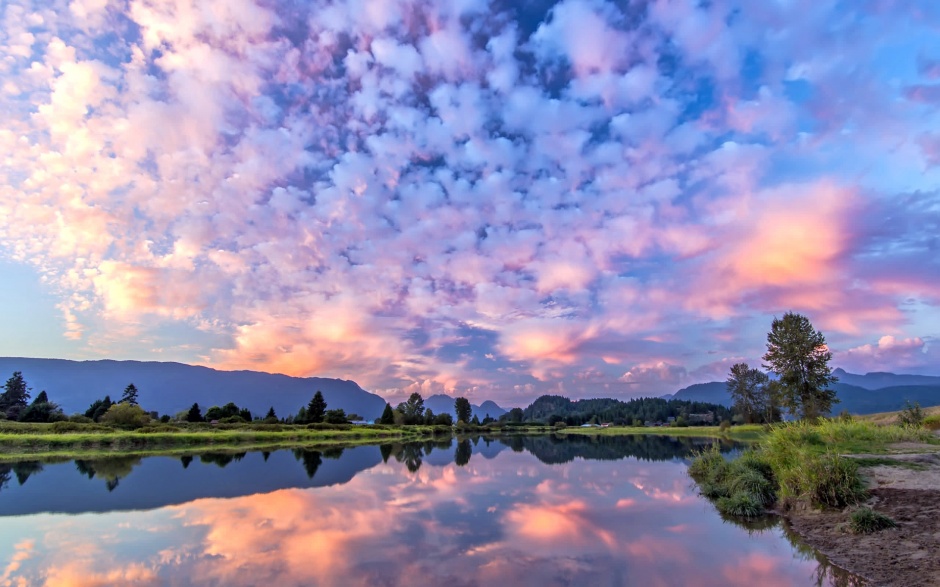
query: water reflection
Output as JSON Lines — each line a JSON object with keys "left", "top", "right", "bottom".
{"left": 0, "top": 436, "right": 862, "bottom": 586}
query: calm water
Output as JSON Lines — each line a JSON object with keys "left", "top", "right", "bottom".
{"left": 0, "top": 435, "right": 861, "bottom": 586}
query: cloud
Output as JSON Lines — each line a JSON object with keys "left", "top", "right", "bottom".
{"left": 0, "top": 0, "right": 938, "bottom": 405}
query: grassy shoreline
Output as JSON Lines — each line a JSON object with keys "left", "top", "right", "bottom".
{"left": 558, "top": 424, "right": 765, "bottom": 441}
{"left": 687, "top": 419, "right": 940, "bottom": 518}
{"left": 0, "top": 422, "right": 558, "bottom": 460}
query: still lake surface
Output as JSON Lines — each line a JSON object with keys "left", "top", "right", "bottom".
{"left": 0, "top": 435, "right": 861, "bottom": 586}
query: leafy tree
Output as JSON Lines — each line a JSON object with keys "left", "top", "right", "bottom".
{"left": 308, "top": 391, "right": 327, "bottom": 424}
{"left": 471, "top": 414, "right": 481, "bottom": 426}
{"left": 762, "top": 312, "right": 838, "bottom": 420}
{"left": 454, "top": 397, "right": 472, "bottom": 424}
{"left": 120, "top": 383, "right": 139, "bottom": 405}
{"left": 397, "top": 392, "right": 425, "bottom": 425}
{"left": 505, "top": 407, "right": 524, "bottom": 423}
{"left": 295, "top": 406, "right": 308, "bottom": 424}
{"left": 85, "top": 395, "right": 113, "bottom": 422}
{"left": 424, "top": 408, "right": 435, "bottom": 425}
{"left": 323, "top": 408, "right": 348, "bottom": 424}
{"left": 379, "top": 403, "right": 395, "bottom": 425}
{"left": 100, "top": 403, "right": 151, "bottom": 429}
{"left": 186, "top": 403, "right": 203, "bottom": 423}
{"left": 726, "top": 363, "right": 769, "bottom": 424}
{"left": 238, "top": 408, "right": 252, "bottom": 422}
{"left": 0, "top": 371, "right": 31, "bottom": 420}
{"left": 433, "top": 413, "right": 454, "bottom": 426}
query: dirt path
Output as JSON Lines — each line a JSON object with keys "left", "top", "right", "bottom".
{"left": 785, "top": 446, "right": 940, "bottom": 586}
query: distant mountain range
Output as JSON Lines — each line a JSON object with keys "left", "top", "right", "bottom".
{"left": 423, "top": 394, "right": 508, "bottom": 420}
{"left": 0, "top": 357, "right": 387, "bottom": 419}
{"left": 671, "top": 369, "right": 940, "bottom": 415}
{"left": 0, "top": 357, "right": 511, "bottom": 422}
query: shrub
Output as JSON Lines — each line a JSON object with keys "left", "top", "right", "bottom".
{"left": 719, "top": 420, "right": 731, "bottom": 432}
{"left": 553, "top": 421, "right": 567, "bottom": 429}
{"left": 716, "top": 491, "right": 764, "bottom": 518}
{"left": 68, "top": 414, "right": 95, "bottom": 424}
{"left": 898, "top": 401, "right": 925, "bottom": 427}
{"left": 850, "top": 507, "right": 898, "bottom": 534}
{"left": 99, "top": 403, "right": 151, "bottom": 429}
{"left": 50, "top": 421, "right": 111, "bottom": 433}
{"left": 799, "top": 453, "right": 868, "bottom": 508}
{"left": 138, "top": 425, "right": 181, "bottom": 434}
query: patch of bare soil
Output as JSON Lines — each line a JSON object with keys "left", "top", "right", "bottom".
{"left": 786, "top": 453, "right": 940, "bottom": 586}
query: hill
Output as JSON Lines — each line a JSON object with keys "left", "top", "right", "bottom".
{"left": 0, "top": 357, "right": 387, "bottom": 420}
{"left": 423, "top": 394, "right": 508, "bottom": 420}
{"left": 671, "top": 372, "right": 940, "bottom": 415}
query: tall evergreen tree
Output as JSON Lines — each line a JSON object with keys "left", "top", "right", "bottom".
{"left": 308, "top": 391, "right": 327, "bottom": 424}
{"left": 0, "top": 371, "right": 31, "bottom": 420}
{"left": 379, "top": 402, "right": 395, "bottom": 425}
{"left": 454, "top": 397, "right": 472, "bottom": 424}
{"left": 264, "top": 406, "right": 277, "bottom": 422}
{"left": 762, "top": 312, "right": 838, "bottom": 420}
{"left": 186, "top": 402, "right": 203, "bottom": 422}
{"left": 85, "top": 395, "right": 113, "bottom": 422}
{"left": 120, "top": 383, "right": 139, "bottom": 405}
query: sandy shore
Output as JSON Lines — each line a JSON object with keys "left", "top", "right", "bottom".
{"left": 785, "top": 443, "right": 940, "bottom": 586}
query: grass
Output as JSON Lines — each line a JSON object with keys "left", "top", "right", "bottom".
{"left": 559, "top": 424, "right": 765, "bottom": 442}
{"left": 0, "top": 420, "right": 557, "bottom": 460}
{"left": 860, "top": 405, "right": 940, "bottom": 429}
{"left": 849, "top": 507, "right": 898, "bottom": 534}
{"left": 688, "top": 419, "right": 935, "bottom": 518}
{"left": 851, "top": 457, "right": 928, "bottom": 471}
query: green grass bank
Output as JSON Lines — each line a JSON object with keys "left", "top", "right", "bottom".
{"left": 688, "top": 419, "right": 939, "bottom": 519}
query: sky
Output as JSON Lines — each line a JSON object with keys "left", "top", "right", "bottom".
{"left": 0, "top": 0, "right": 939, "bottom": 406}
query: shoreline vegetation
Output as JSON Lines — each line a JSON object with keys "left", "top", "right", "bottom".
{"left": 0, "top": 420, "right": 762, "bottom": 461}
{"left": 688, "top": 417, "right": 940, "bottom": 585}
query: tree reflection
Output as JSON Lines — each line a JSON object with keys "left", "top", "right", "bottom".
{"left": 498, "top": 434, "right": 735, "bottom": 464}
{"left": 395, "top": 444, "right": 423, "bottom": 473}
{"left": 454, "top": 439, "right": 472, "bottom": 467}
{"left": 74, "top": 456, "right": 143, "bottom": 492}
{"left": 292, "top": 449, "right": 322, "bottom": 479}
{"left": 199, "top": 452, "right": 247, "bottom": 468}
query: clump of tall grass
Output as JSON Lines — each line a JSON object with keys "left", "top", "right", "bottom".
{"left": 689, "top": 445, "right": 776, "bottom": 517}
{"left": 849, "top": 507, "right": 898, "bottom": 534}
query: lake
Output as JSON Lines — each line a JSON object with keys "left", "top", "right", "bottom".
{"left": 0, "top": 435, "right": 862, "bottom": 586}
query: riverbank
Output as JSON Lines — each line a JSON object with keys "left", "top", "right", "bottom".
{"left": 558, "top": 423, "right": 765, "bottom": 441}
{"left": 689, "top": 419, "right": 940, "bottom": 586}
{"left": 0, "top": 421, "right": 553, "bottom": 461}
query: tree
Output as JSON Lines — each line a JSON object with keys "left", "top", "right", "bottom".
{"left": 762, "top": 312, "right": 838, "bottom": 420}
{"left": 186, "top": 403, "right": 203, "bottom": 423}
{"left": 379, "top": 403, "right": 395, "bottom": 425}
{"left": 20, "top": 390, "right": 64, "bottom": 423}
{"left": 454, "top": 439, "right": 472, "bottom": 466}
{"left": 323, "top": 408, "right": 348, "bottom": 424}
{"left": 0, "top": 371, "right": 31, "bottom": 420}
{"left": 85, "top": 395, "right": 113, "bottom": 422}
{"left": 100, "top": 403, "right": 151, "bottom": 429}
{"left": 505, "top": 407, "right": 524, "bottom": 424}
{"left": 726, "top": 363, "right": 769, "bottom": 424}
{"left": 308, "top": 391, "right": 327, "bottom": 424}
{"left": 454, "top": 397, "right": 472, "bottom": 424}
{"left": 120, "top": 383, "right": 139, "bottom": 405}
{"left": 397, "top": 392, "right": 425, "bottom": 425}
{"left": 264, "top": 406, "right": 278, "bottom": 423}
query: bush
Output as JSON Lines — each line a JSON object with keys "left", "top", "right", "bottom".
{"left": 898, "top": 401, "right": 925, "bottom": 427}
{"left": 794, "top": 453, "right": 867, "bottom": 508}
{"left": 99, "top": 403, "right": 151, "bottom": 429}
{"left": 719, "top": 420, "right": 731, "bottom": 432}
{"left": 850, "top": 507, "right": 898, "bottom": 534}
{"left": 553, "top": 421, "right": 567, "bottom": 429}
{"left": 68, "top": 414, "right": 95, "bottom": 424}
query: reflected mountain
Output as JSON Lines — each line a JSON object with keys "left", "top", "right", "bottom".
{"left": 501, "top": 433, "right": 737, "bottom": 464}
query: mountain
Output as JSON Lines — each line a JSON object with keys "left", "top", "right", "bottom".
{"left": 672, "top": 382, "right": 730, "bottom": 405}
{"left": 672, "top": 372, "right": 940, "bottom": 415}
{"left": 0, "top": 358, "right": 387, "bottom": 419}
{"left": 423, "top": 394, "right": 508, "bottom": 420}
{"left": 831, "top": 368, "right": 940, "bottom": 390}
